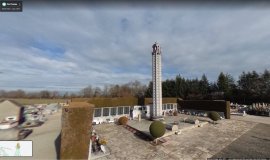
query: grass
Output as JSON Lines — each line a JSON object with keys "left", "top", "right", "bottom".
{"left": 4, "top": 98, "right": 69, "bottom": 105}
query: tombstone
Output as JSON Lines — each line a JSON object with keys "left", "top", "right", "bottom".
{"left": 184, "top": 118, "right": 199, "bottom": 125}
{"left": 194, "top": 119, "right": 200, "bottom": 125}
{"left": 171, "top": 125, "right": 178, "bottom": 131}
{"left": 60, "top": 102, "right": 94, "bottom": 160}
{"left": 166, "top": 124, "right": 178, "bottom": 131}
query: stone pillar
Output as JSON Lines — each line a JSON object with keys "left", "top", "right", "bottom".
{"left": 225, "top": 101, "right": 230, "bottom": 119}
{"left": 151, "top": 42, "right": 163, "bottom": 118}
{"left": 60, "top": 102, "right": 94, "bottom": 159}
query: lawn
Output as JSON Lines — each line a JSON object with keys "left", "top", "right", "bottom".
{"left": 6, "top": 98, "right": 69, "bottom": 105}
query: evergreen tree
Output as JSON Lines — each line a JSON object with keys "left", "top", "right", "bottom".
{"left": 199, "top": 74, "right": 209, "bottom": 98}
{"left": 162, "top": 79, "right": 176, "bottom": 97}
{"left": 238, "top": 71, "right": 260, "bottom": 103}
{"left": 175, "top": 75, "right": 188, "bottom": 98}
{"left": 144, "top": 81, "right": 153, "bottom": 98}
{"left": 261, "top": 69, "right": 270, "bottom": 102}
{"left": 217, "top": 72, "right": 228, "bottom": 93}
{"left": 217, "top": 72, "right": 235, "bottom": 100}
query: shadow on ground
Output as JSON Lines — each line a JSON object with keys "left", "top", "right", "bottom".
{"left": 133, "top": 130, "right": 153, "bottom": 141}
{"left": 212, "top": 123, "right": 270, "bottom": 159}
{"left": 54, "top": 132, "right": 61, "bottom": 160}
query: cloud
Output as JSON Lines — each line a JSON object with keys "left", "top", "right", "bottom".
{"left": 0, "top": 3, "right": 270, "bottom": 91}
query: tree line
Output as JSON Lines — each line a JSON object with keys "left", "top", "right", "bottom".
{"left": 79, "top": 80, "right": 147, "bottom": 98}
{"left": 0, "top": 80, "right": 147, "bottom": 99}
{"left": 0, "top": 70, "right": 269, "bottom": 104}
{"left": 0, "top": 90, "right": 63, "bottom": 99}
{"left": 145, "top": 69, "right": 270, "bottom": 104}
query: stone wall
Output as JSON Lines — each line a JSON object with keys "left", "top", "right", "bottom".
{"left": 178, "top": 99, "right": 230, "bottom": 119}
{"left": 60, "top": 102, "right": 94, "bottom": 159}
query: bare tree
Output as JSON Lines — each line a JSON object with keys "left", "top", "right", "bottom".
{"left": 102, "top": 84, "right": 110, "bottom": 97}
{"left": 94, "top": 87, "right": 102, "bottom": 97}
{"left": 40, "top": 90, "right": 50, "bottom": 98}
{"left": 80, "top": 85, "right": 94, "bottom": 97}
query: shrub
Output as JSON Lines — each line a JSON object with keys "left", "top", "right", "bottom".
{"left": 98, "top": 138, "right": 107, "bottom": 145}
{"left": 149, "top": 121, "right": 166, "bottom": 138}
{"left": 173, "top": 111, "right": 178, "bottom": 116}
{"left": 208, "top": 111, "right": 221, "bottom": 122}
{"left": 118, "top": 116, "right": 128, "bottom": 125}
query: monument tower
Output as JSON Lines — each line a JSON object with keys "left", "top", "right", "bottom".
{"left": 151, "top": 42, "right": 162, "bottom": 118}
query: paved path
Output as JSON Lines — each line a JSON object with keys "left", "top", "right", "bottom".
{"left": 231, "top": 114, "right": 270, "bottom": 124}
{"left": 2, "top": 111, "right": 62, "bottom": 160}
{"left": 94, "top": 119, "right": 256, "bottom": 159}
{"left": 0, "top": 127, "right": 19, "bottom": 140}
{"left": 212, "top": 123, "right": 270, "bottom": 159}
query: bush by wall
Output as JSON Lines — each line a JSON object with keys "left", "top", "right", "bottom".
{"left": 208, "top": 111, "right": 221, "bottom": 121}
{"left": 178, "top": 99, "right": 230, "bottom": 119}
{"left": 149, "top": 121, "right": 166, "bottom": 138}
{"left": 118, "top": 116, "right": 128, "bottom": 125}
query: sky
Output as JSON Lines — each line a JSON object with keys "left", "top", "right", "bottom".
{"left": 0, "top": 1, "right": 270, "bottom": 91}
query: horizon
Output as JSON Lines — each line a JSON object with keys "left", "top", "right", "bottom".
{"left": 1, "top": 1, "right": 270, "bottom": 91}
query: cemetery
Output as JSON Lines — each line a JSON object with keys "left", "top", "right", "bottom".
{"left": 92, "top": 113, "right": 268, "bottom": 159}
{"left": 88, "top": 104, "right": 225, "bottom": 159}
{"left": 1, "top": 42, "right": 268, "bottom": 159}
{"left": 230, "top": 102, "right": 270, "bottom": 117}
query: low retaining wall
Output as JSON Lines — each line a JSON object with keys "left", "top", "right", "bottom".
{"left": 178, "top": 99, "right": 230, "bottom": 119}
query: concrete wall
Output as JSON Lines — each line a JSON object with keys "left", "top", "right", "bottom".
{"left": 60, "top": 102, "right": 94, "bottom": 159}
{"left": 178, "top": 99, "right": 230, "bottom": 119}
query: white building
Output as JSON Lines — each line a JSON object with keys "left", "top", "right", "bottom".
{"left": 151, "top": 42, "right": 163, "bottom": 117}
{"left": 78, "top": 97, "right": 179, "bottom": 124}
{"left": 0, "top": 100, "right": 24, "bottom": 123}
{"left": 83, "top": 97, "right": 137, "bottom": 125}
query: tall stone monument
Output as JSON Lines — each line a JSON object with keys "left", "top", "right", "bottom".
{"left": 151, "top": 42, "right": 163, "bottom": 118}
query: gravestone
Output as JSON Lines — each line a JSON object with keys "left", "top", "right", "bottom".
{"left": 60, "top": 102, "right": 94, "bottom": 159}
{"left": 184, "top": 118, "right": 199, "bottom": 125}
{"left": 171, "top": 125, "right": 178, "bottom": 131}
{"left": 165, "top": 124, "right": 178, "bottom": 131}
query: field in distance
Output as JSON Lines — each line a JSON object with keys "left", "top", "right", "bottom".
{"left": 5, "top": 98, "right": 69, "bottom": 105}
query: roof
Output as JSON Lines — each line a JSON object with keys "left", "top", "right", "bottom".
{"left": 71, "top": 97, "right": 181, "bottom": 108}
{"left": 87, "top": 97, "right": 138, "bottom": 108}
{"left": 0, "top": 99, "right": 23, "bottom": 108}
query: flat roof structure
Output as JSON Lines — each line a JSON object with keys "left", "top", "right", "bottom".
{"left": 71, "top": 97, "right": 180, "bottom": 108}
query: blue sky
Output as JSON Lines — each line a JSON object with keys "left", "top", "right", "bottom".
{"left": 0, "top": 2, "right": 270, "bottom": 91}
